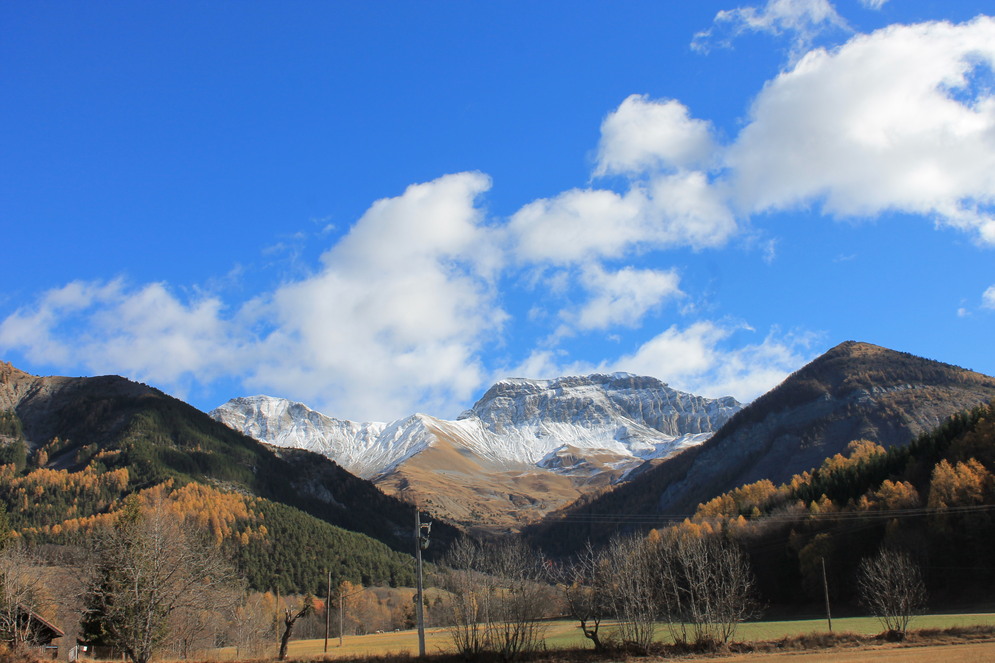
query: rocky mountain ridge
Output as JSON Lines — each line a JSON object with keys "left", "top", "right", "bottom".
{"left": 211, "top": 373, "right": 741, "bottom": 529}
{"left": 212, "top": 373, "right": 740, "bottom": 479}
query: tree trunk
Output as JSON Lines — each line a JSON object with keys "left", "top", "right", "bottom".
{"left": 278, "top": 618, "right": 295, "bottom": 661}
{"left": 278, "top": 600, "right": 314, "bottom": 661}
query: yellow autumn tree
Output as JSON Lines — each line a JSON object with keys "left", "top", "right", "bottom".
{"left": 872, "top": 480, "right": 920, "bottom": 510}
{"left": 927, "top": 458, "right": 992, "bottom": 509}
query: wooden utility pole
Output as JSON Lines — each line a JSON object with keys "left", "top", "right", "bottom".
{"left": 324, "top": 569, "right": 332, "bottom": 653}
{"left": 821, "top": 556, "right": 833, "bottom": 632}
{"left": 415, "top": 510, "right": 427, "bottom": 657}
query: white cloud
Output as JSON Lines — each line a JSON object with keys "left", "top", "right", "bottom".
{"left": 506, "top": 321, "right": 814, "bottom": 403}
{"left": 983, "top": 285, "right": 995, "bottom": 310}
{"left": 572, "top": 265, "right": 682, "bottom": 331}
{"left": 693, "top": 0, "right": 850, "bottom": 58}
{"left": 727, "top": 17, "right": 995, "bottom": 244}
{"left": 509, "top": 188, "right": 647, "bottom": 265}
{"left": 612, "top": 321, "right": 731, "bottom": 380}
{"left": 860, "top": 0, "right": 888, "bottom": 9}
{"left": 249, "top": 172, "right": 504, "bottom": 420}
{"left": 645, "top": 171, "right": 737, "bottom": 249}
{"left": 509, "top": 95, "right": 736, "bottom": 267}
{"left": 0, "top": 279, "right": 240, "bottom": 388}
{"left": 608, "top": 322, "right": 814, "bottom": 401}
{"left": 0, "top": 173, "right": 505, "bottom": 422}
{"left": 509, "top": 176, "right": 736, "bottom": 266}
{"left": 595, "top": 95, "right": 718, "bottom": 176}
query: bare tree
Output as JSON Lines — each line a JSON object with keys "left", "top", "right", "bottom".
{"left": 553, "top": 542, "right": 611, "bottom": 652}
{"left": 227, "top": 592, "right": 275, "bottom": 659}
{"left": 442, "top": 538, "right": 550, "bottom": 661}
{"left": 857, "top": 547, "right": 927, "bottom": 638}
{"left": 169, "top": 581, "right": 243, "bottom": 659}
{"left": 0, "top": 544, "right": 49, "bottom": 652}
{"left": 486, "top": 540, "right": 549, "bottom": 661}
{"left": 81, "top": 496, "right": 241, "bottom": 663}
{"left": 603, "top": 535, "right": 658, "bottom": 653}
{"left": 277, "top": 595, "right": 314, "bottom": 661}
{"left": 663, "top": 534, "right": 759, "bottom": 646}
{"left": 441, "top": 537, "right": 491, "bottom": 657}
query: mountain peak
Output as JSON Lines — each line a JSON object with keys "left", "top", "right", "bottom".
{"left": 213, "top": 372, "right": 742, "bottom": 529}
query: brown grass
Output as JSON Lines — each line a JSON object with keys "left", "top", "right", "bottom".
{"left": 171, "top": 625, "right": 995, "bottom": 663}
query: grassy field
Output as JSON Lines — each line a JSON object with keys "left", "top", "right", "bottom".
{"left": 210, "top": 612, "right": 995, "bottom": 661}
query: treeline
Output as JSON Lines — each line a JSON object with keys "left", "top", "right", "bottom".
{"left": 659, "top": 401, "right": 995, "bottom": 607}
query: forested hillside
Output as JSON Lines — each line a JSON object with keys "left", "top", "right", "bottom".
{"left": 655, "top": 401, "right": 995, "bottom": 607}
{"left": 3, "top": 475, "right": 416, "bottom": 594}
{"left": 0, "top": 362, "right": 460, "bottom": 593}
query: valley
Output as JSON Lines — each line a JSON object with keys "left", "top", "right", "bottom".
{"left": 2, "top": 341, "right": 995, "bottom": 662}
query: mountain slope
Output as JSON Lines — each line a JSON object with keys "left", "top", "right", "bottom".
{"left": 677, "top": 401, "right": 995, "bottom": 606}
{"left": 212, "top": 373, "right": 741, "bottom": 530}
{"left": 526, "top": 341, "right": 995, "bottom": 553}
{"left": 0, "top": 361, "right": 460, "bottom": 578}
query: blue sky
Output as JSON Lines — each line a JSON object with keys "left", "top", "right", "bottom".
{"left": 2, "top": 0, "right": 994, "bottom": 422}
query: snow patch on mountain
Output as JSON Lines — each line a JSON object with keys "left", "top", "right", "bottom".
{"left": 210, "top": 373, "right": 741, "bottom": 480}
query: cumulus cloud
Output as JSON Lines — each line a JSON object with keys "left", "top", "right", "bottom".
{"left": 0, "top": 279, "right": 241, "bottom": 388}
{"left": 558, "top": 16, "right": 995, "bottom": 254}
{"left": 251, "top": 172, "right": 503, "bottom": 420}
{"left": 607, "top": 322, "right": 813, "bottom": 401}
{"left": 509, "top": 188, "right": 647, "bottom": 265}
{"left": 693, "top": 0, "right": 850, "bottom": 58}
{"left": 572, "top": 265, "right": 683, "bottom": 331}
{"left": 509, "top": 96, "right": 735, "bottom": 265}
{"left": 509, "top": 180, "right": 735, "bottom": 265}
{"left": 595, "top": 95, "right": 718, "bottom": 176}
{"left": 728, "top": 17, "right": 995, "bottom": 244}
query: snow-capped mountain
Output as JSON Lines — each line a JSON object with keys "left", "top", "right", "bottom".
{"left": 212, "top": 373, "right": 739, "bottom": 477}
{"left": 210, "top": 373, "right": 741, "bottom": 529}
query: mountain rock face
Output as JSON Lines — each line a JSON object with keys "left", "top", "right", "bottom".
{"left": 212, "top": 373, "right": 741, "bottom": 530}
{"left": 526, "top": 341, "right": 995, "bottom": 554}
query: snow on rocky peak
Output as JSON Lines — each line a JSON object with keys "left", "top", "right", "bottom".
{"left": 210, "top": 374, "right": 741, "bottom": 480}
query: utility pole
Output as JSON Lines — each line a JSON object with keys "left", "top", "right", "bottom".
{"left": 821, "top": 556, "right": 833, "bottom": 632}
{"left": 324, "top": 569, "right": 332, "bottom": 653}
{"left": 339, "top": 592, "right": 344, "bottom": 648}
{"left": 415, "top": 509, "right": 431, "bottom": 657}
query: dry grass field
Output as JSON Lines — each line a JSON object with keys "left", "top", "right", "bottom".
{"left": 230, "top": 613, "right": 995, "bottom": 662}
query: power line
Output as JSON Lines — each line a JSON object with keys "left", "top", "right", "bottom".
{"left": 536, "top": 502, "right": 995, "bottom": 527}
